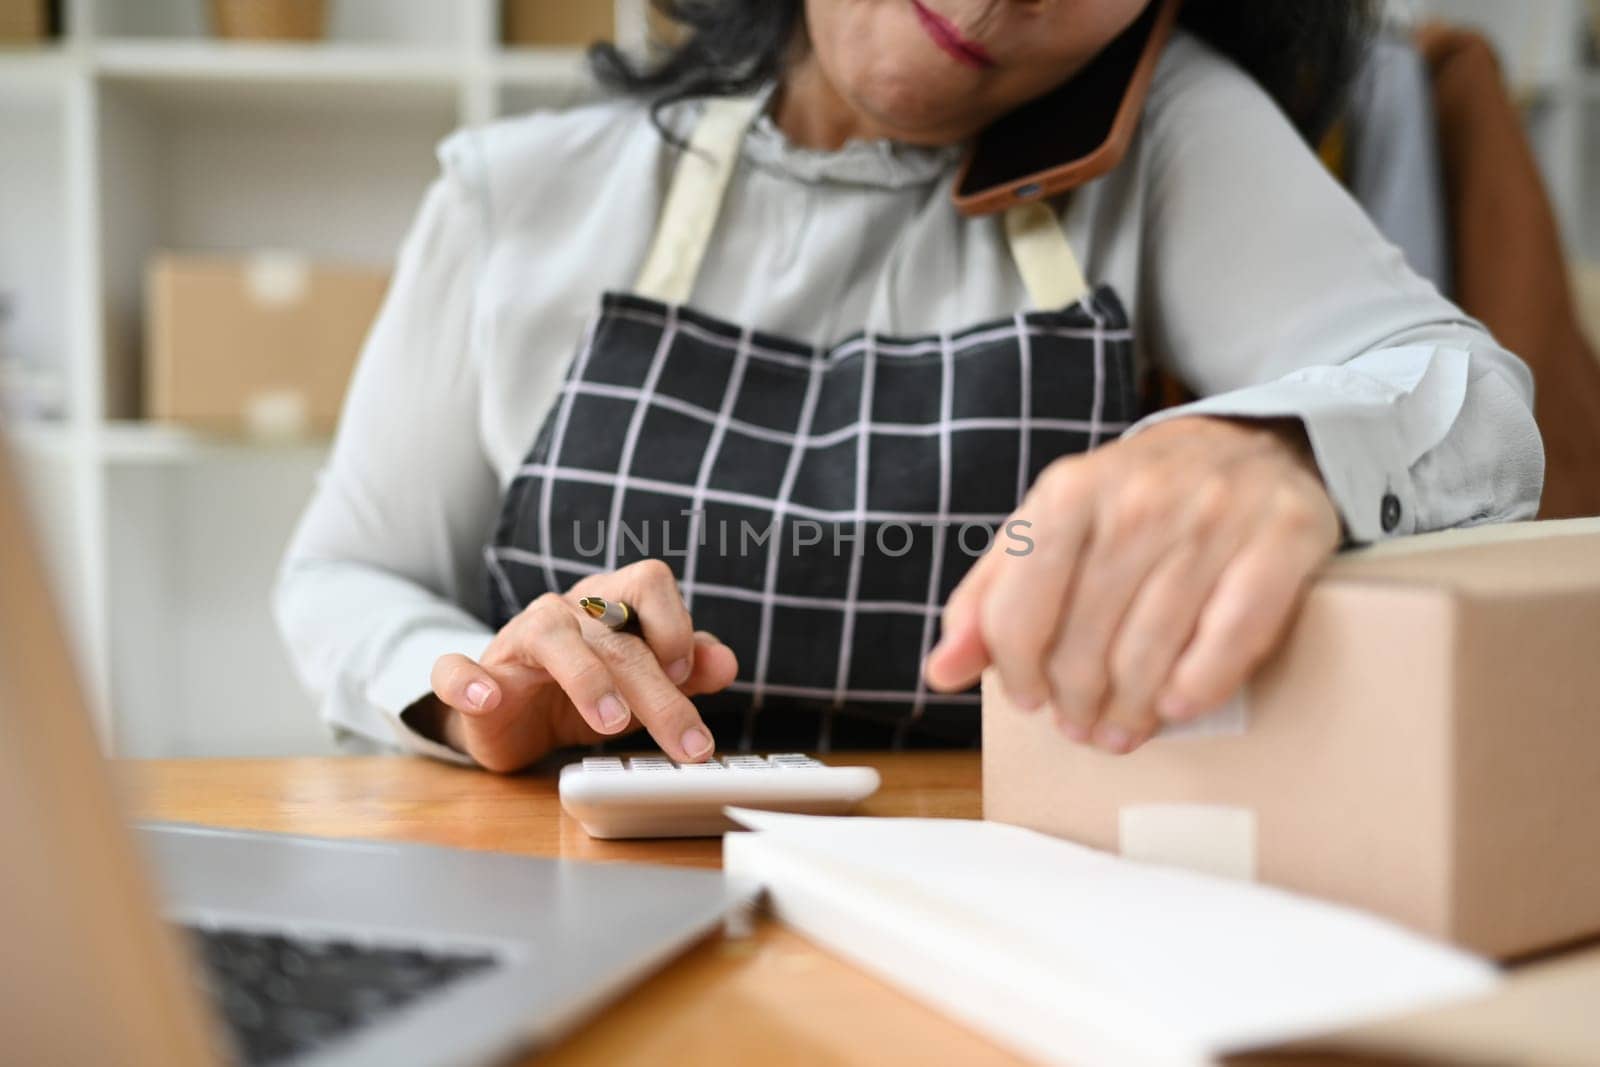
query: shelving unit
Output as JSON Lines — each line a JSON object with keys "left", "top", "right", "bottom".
{"left": 0, "top": 0, "right": 1595, "bottom": 757}
{"left": 0, "top": 0, "right": 646, "bottom": 757}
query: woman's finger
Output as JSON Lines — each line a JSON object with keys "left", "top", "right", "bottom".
{"left": 569, "top": 561, "right": 693, "bottom": 685}
{"left": 528, "top": 598, "right": 646, "bottom": 739}
{"left": 1050, "top": 554, "right": 1165, "bottom": 750}
{"left": 1094, "top": 483, "right": 1249, "bottom": 749}
{"left": 924, "top": 545, "right": 998, "bottom": 691}
{"left": 975, "top": 467, "right": 1094, "bottom": 709}
{"left": 438, "top": 613, "right": 585, "bottom": 773}
{"left": 480, "top": 591, "right": 630, "bottom": 742}
{"left": 681, "top": 631, "right": 739, "bottom": 696}
{"left": 1044, "top": 484, "right": 1175, "bottom": 746}
{"left": 430, "top": 653, "right": 503, "bottom": 717}
{"left": 602, "top": 558, "right": 698, "bottom": 684}
{"left": 1095, "top": 541, "right": 1228, "bottom": 751}
{"left": 1156, "top": 521, "right": 1324, "bottom": 721}
{"left": 586, "top": 626, "right": 718, "bottom": 762}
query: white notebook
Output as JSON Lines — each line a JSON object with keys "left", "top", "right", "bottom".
{"left": 723, "top": 809, "right": 1498, "bottom": 1067}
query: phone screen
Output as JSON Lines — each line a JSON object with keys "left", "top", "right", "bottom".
{"left": 956, "top": 1, "right": 1163, "bottom": 201}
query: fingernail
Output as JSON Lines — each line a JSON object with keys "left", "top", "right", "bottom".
{"left": 465, "top": 681, "right": 493, "bottom": 710}
{"left": 1011, "top": 689, "right": 1046, "bottom": 712}
{"left": 1094, "top": 724, "right": 1135, "bottom": 754}
{"left": 597, "top": 693, "right": 630, "bottom": 731}
{"left": 667, "top": 658, "right": 692, "bottom": 685}
{"left": 1058, "top": 719, "right": 1092, "bottom": 744}
{"left": 1157, "top": 694, "right": 1193, "bottom": 721}
{"left": 680, "top": 727, "right": 713, "bottom": 759}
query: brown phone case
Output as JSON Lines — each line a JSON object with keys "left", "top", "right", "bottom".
{"left": 951, "top": 0, "right": 1184, "bottom": 217}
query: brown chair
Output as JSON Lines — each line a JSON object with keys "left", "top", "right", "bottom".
{"left": 1419, "top": 25, "right": 1600, "bottom": 519}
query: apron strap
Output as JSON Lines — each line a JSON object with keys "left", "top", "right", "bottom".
{"left": 635, "top": 94, "right": 765, "bottom": 306}
{"left": 636, "top": 92, "right": 1090, "bottom": 312}
{"left": 1004, "top": 200, "right": 1090, "bottom": 310}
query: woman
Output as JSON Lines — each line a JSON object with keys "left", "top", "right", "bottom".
{"left": 275, "top": 0, "right": 1541, "bottom": 772}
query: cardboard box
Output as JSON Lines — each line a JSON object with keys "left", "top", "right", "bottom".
{"left": 145, "top": 253, "right": 388, "bottom": 435}
{"left": 646, "top": 6, "right": 688, "bottom": 50}
{"left": 503, "top": 0, "right": 614, "bottom": 47}
{"left": 0, "top": 0, "right": 46, "bottom": 41}
{"left": 209, "top": 0, "right": 325, "bottom": 41}
{"left": 983, "top": 518, "right": 1600, "bottom": 959}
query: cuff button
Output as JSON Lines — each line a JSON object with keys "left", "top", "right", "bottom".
{"left": 1380, "top": 492, "right": 1402, "bottom": 534}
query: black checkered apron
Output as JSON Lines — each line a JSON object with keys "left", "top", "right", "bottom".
{"left": 483, "top": 93, "right": 1138, "bottom": 752}
{"left": 485, "top": 286, "right": 1137, "bottom": 751}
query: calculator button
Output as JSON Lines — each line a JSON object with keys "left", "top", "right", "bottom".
{"left": 581, "top": 757, "right": 625, "bottom": 772}
{"left": 676, "top": 761, "right": 724, "bottom": 771}
{"left": 769, "top": 753, "right": 821, "bottom": 768}
{"left": 627, "top": 757, "right": 677, "bottom": 772}
{"left": 721, "top": 755, "right": 770, "bottom": 770}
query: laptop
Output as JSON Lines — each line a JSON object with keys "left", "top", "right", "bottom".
{"left": 0, "top": 428, "right": 748, "bottom": 1066}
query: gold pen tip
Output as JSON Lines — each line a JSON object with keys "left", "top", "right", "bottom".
{"left": 578, "top": 597, "right": 606, "bottom": 619}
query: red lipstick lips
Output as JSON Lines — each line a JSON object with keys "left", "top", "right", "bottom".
{"left": 909, "top": 0, "right": 996, "bottom": 70}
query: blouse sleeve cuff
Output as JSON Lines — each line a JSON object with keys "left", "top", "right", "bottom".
{"left": 1127, "top": 344, "right": 1471, "bottom": 544}
{"left": 364, "top": 625, "right": 494, "bottom": 766}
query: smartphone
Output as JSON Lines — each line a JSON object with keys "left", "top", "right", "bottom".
{"left": 952, "top": 0, "right": 1182, "bottom": 217}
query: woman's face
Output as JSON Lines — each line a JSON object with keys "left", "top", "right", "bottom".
{"left": 801, "top": 0, "right": 1152, "bottom": 144}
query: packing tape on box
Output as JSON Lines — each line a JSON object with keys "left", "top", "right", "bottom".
{"left": 1118, "top": 804, "right": 1258, "bottom": 882}
{"left": 245, "top": 252, "right": 311, "bottom": 307}
{"left": 245, "top": 389, "right": 310, "bottom": 440}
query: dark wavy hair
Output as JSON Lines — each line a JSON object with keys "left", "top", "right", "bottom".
{"left": 591, "top": 0, "right": 1379, "bottom": 143}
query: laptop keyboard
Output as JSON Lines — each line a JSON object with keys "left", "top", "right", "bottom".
{"left": 181, "top": 925, "right": 501, "bottom": 1065}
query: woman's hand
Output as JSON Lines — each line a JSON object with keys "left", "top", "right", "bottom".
{"left": 425, "top": 559, "right": 738, "bottom": 773}
{"left": 925, "top": 416, "right": 1340, "bottom": 754}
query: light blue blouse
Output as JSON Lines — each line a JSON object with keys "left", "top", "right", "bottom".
{"left": 274, "top": 30, "right": 1544, "bottom": 758}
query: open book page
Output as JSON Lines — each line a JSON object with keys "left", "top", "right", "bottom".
{"left": 725, "top": 810, "right": 1498, "bottom": 1065}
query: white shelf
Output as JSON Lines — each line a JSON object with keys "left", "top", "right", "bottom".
{"left": 0, "top": 45, "right": 74, "bottom": 93}
{"left": 92, "top": 40, "right": 469, "bottom": 111}
{"left": 494, "top": 47, "right": 601, "bottom": 115}
{"left": 5, "top": 419, "right": 330, "bottom": 463}
{"left": 95, "top": 40, "right": 462, "bottom": 84}
{"left": 99, "top": 421, "right": 330, "bottom": 464}
{"left": 493, "top": 46, "right": 592, "bottom": 90}
{"left": 3, "top": 418, "right": 75, "bottom": 456}
{"left": 89, "top": 0, "right": 472, "bottom": 49}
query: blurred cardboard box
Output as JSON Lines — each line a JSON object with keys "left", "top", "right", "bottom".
{"left": 209, "top": 0, "right": 326, "bottom": 41}
{"left": 503, "top": 0, "right": 613, "bottom": 47}
{"left": 145, "top": 253, "right": 387, "bottom": 436}
{"left": 646, "top": 6, "right": 687, "bottom": 50}
{"left": 984, "top": 518, "right": 1600, "bottom": 960}
{"left": 0, "top": 0, "right": 46, "bottom": 41}
{"left": 1574, "top": 261, "right": 1600, "bottom": 360}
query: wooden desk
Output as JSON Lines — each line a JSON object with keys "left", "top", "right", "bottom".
{"left": 127, "top": 755, "right": 1600, "bottom": 1065}
{"left": 126, "top": 753, "right": 1024, "bottom": 1066}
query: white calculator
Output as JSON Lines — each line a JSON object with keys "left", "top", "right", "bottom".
{"left": 558, "top": 753, "right": 882, "bottom": 840}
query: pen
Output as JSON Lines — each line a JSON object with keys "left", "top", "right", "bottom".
{"left": 578, "top": 596, "right": 642, "bottom": 635}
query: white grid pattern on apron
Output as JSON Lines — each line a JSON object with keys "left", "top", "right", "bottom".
{"left": 745, "top": 345, "right": 825, "bottom": 750}
{"left": 825, "top": 332, "right": 878, "bottom": 751}
{"left": 898, "top": 330, "right": 956, "bottom": 747}
{"left": 680, "top": 325, "right": 752, "bottom": 613}
{"left": 487, "top": 288, "right": 1139, "bottom": 751}
{"left": 605, "top": 305, "right": 679, "bottom": 570}
{"left": 483, "top": 93, "right": 1139, "bottom": 752}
